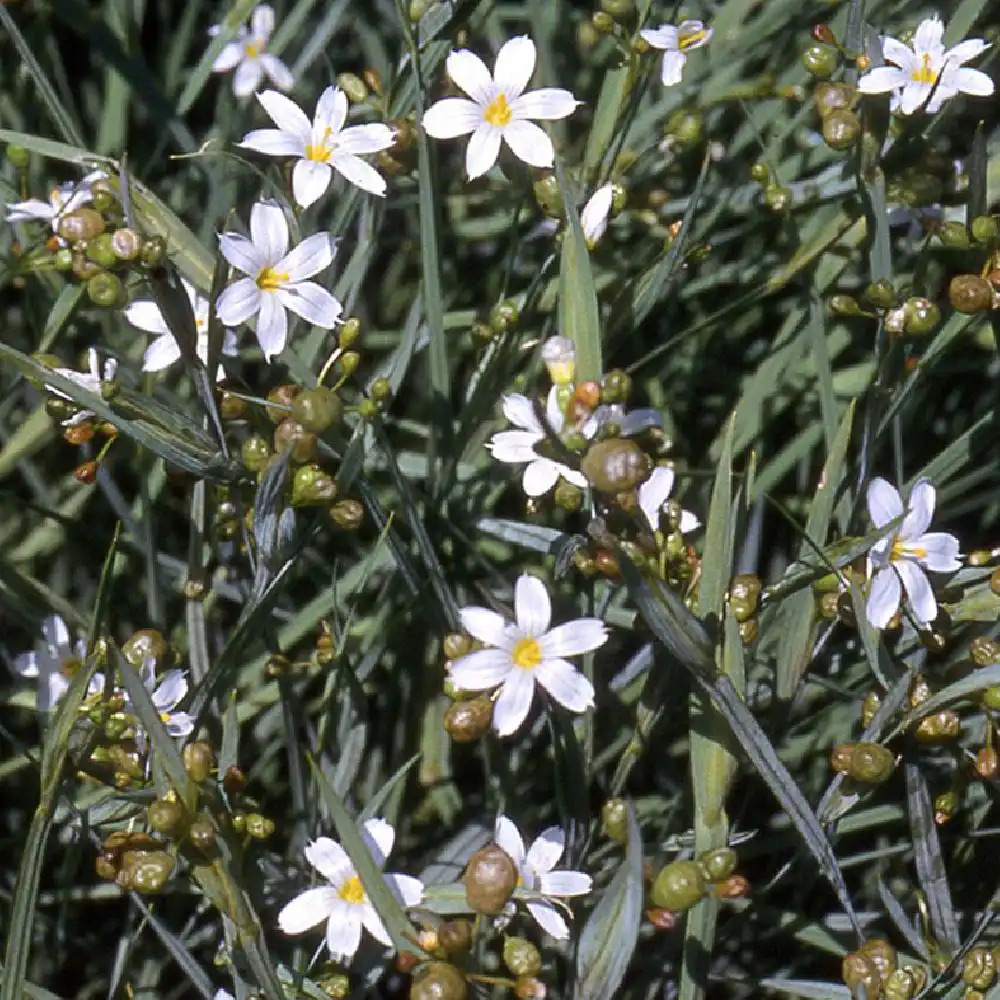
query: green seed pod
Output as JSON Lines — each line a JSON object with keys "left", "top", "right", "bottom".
{"left": 581, "top": 438, "right": 651, "bottom": 493}
{"left": 553, "top": 480, "right": 583, "bottom": 512}
{"left": 847, "top": 742, "right": 894, "bottom": 783}
{"left": 600, "top": 0, "right": 634, "bottom": 18}
{"left": 862, "top": 279, "right": 895, "bottom": 309}
{"left": 666, "top": 109, "right": 703, "bottom": 151}
{"left": 750, "top": 161, "right": 770, "bottom": 185}
{"left": 698, "top": 848, "right": 738, "bottom": 883}
{"left": 291, "top": 386, "right": 343, "bottom": 432}
{"left": 90, "top": 181, "right": 116, "bottom": 213}
{"left": 601, "top": 798, "right": 628, "bottom": 844}
{"left": 463, "top": 843, "right": 517, "bottom": 915}
{"left": 883, "top": 969, "right": 917, "bottom": 1000}
{"left": 147, "top": 798, "right": 188, "bottom": 839}
{"left": 86, "top": 271, "right": 125, "bottom": 308}
{"left": 6, "top": 144, "right": 30, "bottom": 168}
{"left": 245, "top": 813, "right": 275, "bottom": 839}
{"left": 410, "top": 962, "right": 467, "bottom": 1000}
{"left": 602, "top": 369, "right": 632, "bottom": 404}
{"left": 822, "top": 109, "right": 861, "bottom": 151}
{"left": 802, "top": 43, "right": 838, "bottom": 79}
{"left": 444, "top": 695, "right": 494, "bottom": 742}
{"left": 140, "top": 235, "right": 166, "bottom": 269}
{"left": 86, "top": 233, "right": 119, "bottom": 269}
{"left": 127, "top": 851, "right": 176, "bottom": 894}
{"left": 813, "top": 82, "right": 855, "bottom": 117}
{"left": 651, "top": 859, "right": 706, "bottom": 912}
{"left": 503, "top": 937, "right": 542, "bottom": 977}
{"left": 339, "top": 316, "right": 361, "bottom": 348}
{"left": 437, "top": 919, "right": 472, "bottom": 956}
{"left": 122, "top": 628, "right": 168, "bottom": 667}
{"left": 188, "top": 816, "right": 216, "bottom": 854}
{"left": 58, "top": 207, "right": 106, "bottom": 243}
{"left": 182, "top": 741, "right": 215, "bottom": 782}
{"left": 110, "top": 228, "right": 142, "bottom": 262}
{"left": 103, "top": 713, "right": 130, "bottom": 740}
{"left": 265, "top": 383, "right": 300, "bottom": 422}
{"left": 986, "top": 687, "right": 1000, "bottom": 711}
{"left": 241, "top": 434, "right": 272, "bottom": 472}
{"left": 861, "top": 691, "right": 881, "bottom": 728}
{"left": 729, "top": 574, "right": 762, "bottom": 621}
{"left": 963, "top": 946, "right": 997, "bottom": 989}
{"left": 971, "top": 215, "right": 999, "bottom": 245}
{"left": 489, "top": 299, "right": 519, "bottom": 334}
{"left": 975, "top": 637, "right": 1000, "bottom": 665}
{"left": 336, "top": 71, "right": 368, "bottom": 104}
{"left": 934, "top": 789, "right": 958, "bottom": 822}
{"left": 533, "top": 173, "right": 562, "bottom": 218}
{"left": 860, "top": 938, "right": 897, "bottom": 984}
{"left": 274, "top": 418, "right": 318, "bottom": 463}
{"left": 914, "top": 709, "right": 961, "bottom": 743}
{"left": 829, "top": 294, "right": 863, "bottom": 316}
{"left": 842, "top": 952, "right": 881, "bottom": 999}
{"left": 329, "top": 498, "right": 364, "bottom": 529}
{"left": 71, "top": 250, "right": 102, "bottom": 281}
{"left": 762, "top": 184, "right": 792, "bottom": 214}
{"left": 408, "top": 0, "right": 433, "bottom": 21}
{"left": 291, "top": 463, "right": 338, "bottom": 505}
{"left": 938, "top": 221, "right": 971, "bottom": 248}
{"left": 949, "top": 274, "right": 993, "bottom": 313}
{"left": 903, "top": 297, "right": 940, "bottom": 336}
{"left": 592, "top": 11, "right": 615, "bottom": 34}
{"left": 54, "top": 248, "right": 74, "bottom": 271}
{"left": 370, "top": 377, "right": 392, "bottom": 405}
{"left": 339, "top": 350, "right": 361, "bottom": 377}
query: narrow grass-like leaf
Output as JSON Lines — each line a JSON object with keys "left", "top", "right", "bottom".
{"left": 698, "top": 414, "right": 734, "bottom": 622}
{"left": 573, "top": 801, "right": 642, "bottom": 1000}
{"left": 968, "top": 123, "right": 987, "bottom": 225}
{"left": 0, "top": 129, "right": 110, "bottom": 168}
{"left": 759, "top": 980, "right": 851, "bottom": 999}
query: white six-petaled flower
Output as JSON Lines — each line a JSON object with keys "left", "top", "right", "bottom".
{"left": 11, "top": 614, "right": 102, "bottom": 712}
{"left": 638, "top": 466, "right": 701, "bottom": 536}
{"left": 277, "top": 818, "right": 425, "bottom": 962}
{"left": 494, "top": 814, "right": 592, "bottom": 939}
{"left": 125, "top": 277, "right": 238, "bottom": 380}
{"left": 216, "top": 201, "right": 342, "bottom": 361}
{"left": 210, "top": 4, "right": 293, "bottom": 98}
{"left": 239, "top": 88, "right": 395, "bottom": 207}
{"left": 4, "top": 171, "right": 107, "bottom": 236}
{"left": 133, "top": 659, "right": 194, "bottom": 740}
{"left": 448, "top": 574, "right": 607, "bottom": 737}
{"left": 865, "top": 477, "right": 961, "bottom": 629}
{"left": 640, "top": 20, "right": 713, "bottom": 87}
{"left": 858, "top": 16, "right": 994, "bottom": 115}
{"left": 50, "top": 348, "right": 118, "bottom": 426}
{"left": 422, "top": 35, "right": 580, "bottom": 180}
{"left": 486, "top": 387, "right": 594, "bottom": 498}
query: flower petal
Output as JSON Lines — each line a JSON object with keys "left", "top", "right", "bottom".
{"left": 521, "top": 458, "right": 561, "bottom": 497}
{"left": 338, "top": 123, "right": 395, "bottom": 155}
{"left": 234, "top": 58, "right": 263, "bottom": 98}
{"left": 866, "top": 566, "right": 901, "bottom": 629}
{"left": 538, "top": 619, "right": 608, "bottom": 658}
{"left": 526, "top": 900, "right": 570, "bottom": 939}
{"left": 511, "top": 88, "right": 579, "bottom": 121}
{"left": 679, "top": 510, "right": 701, "bottom": 534}
{"left": 387, "top": 872, "right": 425, "bottom": 907}
{"left": 446, "top": 49, "right": 494, "bottom": 104}
{"left": 125, "top": 299, "right": 170, "bottom": 336}
{"left": 946, "top": 65, "right": 994, "bottom": 97}
{"left": 640, "top": 25, "right": 678, "bottom": 51}
{"left": 916, "top": 532, "right": 961, "bottom": 572}
{"left": 165, "top": 711, "right": 194, "bottom": 737}
{"left": 216, "top": 278, "right": 261, "bottom": 327}
{"left": 359, "top": 902, "right": 392, "bottom": 947}
{"left": 535, "top": 657, "right": 595, "bottom": 712}
{"left": 487, "top": 430, "right": 541, "bottom": 464}
{"left": 913, "top": 16, "right": 944, "bottom": 55}
{"left": 277, "top": 886, "right": 338, "bottom": 934}
{"left": 212, "top": 42, "right": 244, "bottom": 73}
{"left": 466, "top": 124, "right": 503, "bottom": 179}
{"left": 659, "top": 51, "right": 687, "bottom": 86}
{"left": 250, "top": 201, "right": 289, "bottom": 264}
{"left": 902, "top": 478, "right": 935, "bottom": 539}
{"left": 493, "top": 669, "right": 536, "bottom": 736}
{"left": 495, "top": 815, "right": 527, "bottom": 867}
{"left": 251, "top": 4, "right": 275, "bottom": 40}
{"left": 332, "top": 152, "right": 387, "bottom": 197}
{"left": 422, "top": 98, "right": 483, "bottom": 139}
{"left": 857, "top": 66, "right": 907, "bottom": 95}
{"left": 292, "top": 159, "right": 332, "bottom": 208}
{"left": 460, "top": 606, "right": 509, "bottom": 647}
{"left": 142, "top": 334, "right": 181, "bottom": 371}
{"left": 276, "top": 282, "right": 342, "bottom": 328}
{"left": 637, "top": 466, "right": 675, "bottom": 529}
{"left": 152, "top": 669, "right": 187, "bottom": 711}
{"left": 525, "top": 826, "right": 564, "bottom": 875}
{"left": 325, "top": 902, "right": 363, "bottom": 960}
{"left": 580, "top": 184, "right": 613, "bottom": 246}
{"left": 278, "top": 231, "right": 335, "bottom": 281}
{"left": 515, "top": 574, "right": 551, "bottom": 636}
{"left": 494, "top": 36, "right": 535, "bottom": 99}
{"left": 361, "top": 817, "right": 395, "bottom": 867}
{"left": 315, "top": 86, "right": 347, "bottom": 136}
{"left": 899, "top": 80, "right": 932, "bottom": 115}
{"left": 539, "top": 869, "right": 592, "bottom": 897}
{"left": 239, "top": 127, "right": 305, "bottom": 158}
{"left": 502, "top": 393, "right": 543, "bottom": 433}
{"left": 448, "top": 648, "right": 513, "bottom": 691}
{"left": 896, "top": 558, "right": 936, "bottom": 623}
{"left": 255, "top": 292, "right": 287, "bottom": 359}
{"left": 880, "top": 37, "right": 916, "bottom": 70}
{"left": 256, "top": 89, "right": 311, "bottom": 139}
{"left": 944, "top": 38, "right": 990, "bottom": 66}
{"left": 501, "top": 119, "right": 555, "bottom": 168}
{"left": 867, "top": 477, "right": 903, "bottom": 529}
{"left": 260, "top": 54, "right": 294, "bottom": 92}
{"left": 305, "top": 836, "right": 351, "bottom": 883}
{"left": 219, "top": 232, "right": 262, "bottom": 276}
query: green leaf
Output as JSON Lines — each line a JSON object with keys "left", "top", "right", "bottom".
{"left": 698, "top": 414, "right": 735, "bottom": 622}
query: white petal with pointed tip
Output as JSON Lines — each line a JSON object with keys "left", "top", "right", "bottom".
{"left": 277, "top": 886, "right": 338, "bottom": 934}
{"left": 514, "top": 574, "right": 551, "bottom": 636}
{"left": 493, "top": 669, "right": 536, "bottom": 736}
{"left": 448, "top": 648, "right": 514, "bottom": 691}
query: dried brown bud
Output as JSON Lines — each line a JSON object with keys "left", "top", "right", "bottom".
{"left": 463, "top": 843, "right": 517, "bottom": 915}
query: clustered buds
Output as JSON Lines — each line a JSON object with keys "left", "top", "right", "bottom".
{"left": 648, "top": 847, "right": 745, "bottom": 916}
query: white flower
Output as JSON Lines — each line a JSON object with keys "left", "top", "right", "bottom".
{"left": 50, "top": 348, "right": 118, "bottom": 426}
{"left": 277, "top": 818, "right": 425, "bottom": 962}
{"left": 210, "top": 4, "right": 293, "bottom": 98}
{"left": 494, "top": 815, "right": 592, "bottom": 939}
{"left": 448, "top": 574, "right": 607, "bottom": 737}
{"left": 125, "top": 277, "right": 238, "bottom": 380}
{"left": 239, "top": 88, "right": 395, "bottom": 207}
{"left": 638, "top": 466, "right": 701, "bottom": 535}
{"left": 422, "top": 35, "right": 579, "bottom": 180}
{"left": 486, "top": 387, "right": 594, "bottom": 498}
{"left": 865, "top": 477, "right": 961, "bottom": 629}
{"left": 11, "top": 615, "right": 102, "bottom": 711}
{"left": 857, "top": 16, "right": 993, "bottom": 115}
{"left": 640, "top": 21, "right": 713, "bottom": 86}
{"left": 580, "top": 184, "right": 614, "bottom": 248}
{"left": 216, "top": 201, "right": 342, "bottom": 361}
{"left": 132, "top": 660, "right": 194, "bottom": 739}
{"left": 5, "top": 170, "right": 107, "bottom": 236}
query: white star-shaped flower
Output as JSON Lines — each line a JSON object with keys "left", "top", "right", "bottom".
{"left": 215, "top": 201, "right": 342, "bottom": 361}
{"left": 580, "top": 184, "right": 614, "bottom": 248}
{"left": 239, "top": 88, "right": 395, "bottom": 207}
{"left": 422, "top": 35, "right": 580, "bottom": 180}
{"left": 130, "top": 660, "right": 194, "bottom": 745}
{"left": 10, "top": 614, "right": 102, "bottom": 711}
{"left": 486, "top": 387, "right": 596, "bottom": 498}
{"left": 865, "top": 477, "right": 961, "bottom": 628}
{"left": 5, "top": 171, "right": 107, "bottom": 236}
{"left": 494, "top": 815, "right": 592, "bottom": 939}
{"left": 640, "top": 20, "right": 713, "bottom": 86}
{"left": 50, "top": 348, "right": 118, "bottom": 426}
{"left": 858, "top": 16, "right": 993, "bottom": 115}
{"left": 125, "top": 277, "right": 238, "bottom": 380}
{"left": 638, "top": 466, "right": 701, "bottom": 535}
{"left": 210, "top": 4, "right": 293, "bottom": 98}
{"left": 448, "top": 574, "right": 607, "bottom": 737}
{"left": 278, "top": 818, "right": 425, "bottom": 962}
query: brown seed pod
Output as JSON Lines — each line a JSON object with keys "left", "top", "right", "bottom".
{"left": 914, "top": 709, "right": 961, "bottom": 743}
{"left": 462, "top": 843, "right": 517, "bottom": 915}
{"left": 860, "top": 938, "right": 898, "bottom": 984}
{"left": 949, "top": 274, "right": 993, "bottom": 313}
{"left": 580, "top": 438, "right": 651, "bottom": 493}
{"left": 443, "top": 696, "right": 493, "bottom": 743}
{"left": 842, "top": 951, "right": 881, "bottom": 997}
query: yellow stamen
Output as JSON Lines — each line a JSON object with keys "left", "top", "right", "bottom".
{"left": 484, "top": 93, "right": 513, "bottom": 127}
{"left": 306, "top": 127, "right": 334, "bottom": 163}
{"left": 160, "top": 712, "right": 173, "bottom": 724}
{"left": 339, "top": 874, "right": 365, "bottom": 904}
{"left": 891, "top": 539, "right": 927, "bottom": 561}
{"left": 256, "top": 267, "right": 289, "bottom": 291}
{"left": 244, "top": 41, "right": 261, "bottom": 59}
{"left": 679, "top": 28, "right": 708, "bottom": 51}
{"left": 911, "top": 53, "right": 937, "bottom": 84}
{"left": 511, "top": 637, "right": 542, "bottom": 670}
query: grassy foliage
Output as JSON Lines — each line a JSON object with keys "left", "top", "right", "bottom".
{"left": 2, "top": 0, "right": 1000, "bottom": 998}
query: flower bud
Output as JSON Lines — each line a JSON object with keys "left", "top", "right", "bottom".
{"left": 822, "top": 109, "right": 861, "bottom": 151}
{"left": 437, "top": 919, "right": 472, "bottom": 956}
{"left": 58, "top": 207, "right": 105, "bottom": 243}
{"left": 698, "top": 848, "right": 737, "bottom": 883}
{"left": 938, "top": 221, "right": 971, "bottom": 248}
{"left": 963, "top": 946, "right": 998, "bottom": 989}
{"left": 188, "top": 815, "right": 217, "bottom": 854}
{"left": 274, "top": 418, "right": 318, "bottom": 463}
{"left": 802, "top": 43, "right": 838, "bottom": 79}
{"left": 933, "top": 789, "right": 958, "bottom": 824}
{"left": 266, "top": 383, "right": 300, "bottom": 422}
{"left": 147, "top": 798, "right": 188, "bottom": 839}
{"left": 862, "top": 279, "right": 895, "bottom": 309}
{"left": 463, "top": 843, "right": 517, "bottom": 915}
{"left": 410, "top": 961, "right": 467, "bottom": 1000}
{"left": 581, "top": 438, "right": 650, "bottom": 493}
{"left": 6, "top": 144, "right": 30, "bottom": 168}
{"left": 646, "top": 907, "right": 678, "bottom": 930}
{"left": 553, "top": 480, "right": 583, "bottom": 512}
{"left": 861, "top": 690, "right": 881, "bottom": 728}
{"left": 75, "top": 460, "right": 99, "bottom": 484}
{"left": 829, "top": 294, "right": 863, "bottom": 316}
{"left": 241, "top": 434, "right": 272, "bottom": 472}
{"left": 750, "top": 161, "right": 770, "bottom": 184}
{"left": 86, "top": 272, "right": 125, "bottom": 308}
{"left": 444, "top": 696, "right": 493, "bottom": 742}
{"left": 292, "top": 464, "right": 338, "bottom": 505}
{"left": 601, "top": 798, "right": 629, "bottom": 844}
{"left": 245, "top": 813, "right": 275, "bottom": 839}
{"left": 728, "top": 574, "right": 762, "bottom": 621}
{"left": 592, "top": 11, "right": 615, "bottom": 34}
{"left": 602, "top": 369, "right": 632, "bottom": 404}
{"left": 139, "top": 235, "right": 166, "bottom": 269}
{"left": 842, "top": 952, "right": 881, "bottom": 998}
{"left": 883, "top": 968, "right": 917, "bottom": 1000}
{"left": 914, "top": 709, "right": 960, "bottom": 743}
{"left": 54, "top": 248, "right": 74, "bottom": 270}
{"left": 489, "top": 299, "right": 519, "bottom": 335}
{"left": 949, "top": 274, "right": 992, "bottom": 313}
{"left": 650, "top": 859, "right": 706, "bottom": 912}
{"left": 339, "top": 350, "right": 361, "bottom": 377}
{"left": 182, "top": 741, "right": 215, "bottom": 782}
{"left": 122, "top": 628, "right": 168, "bottom": 667}
{"left": 532, "top": 173, "right": 562, "bottom": 218}
{"left": 762, "top": 184, "right": 792, "bottom": 214}
{"left": 337, "top": 71, "right": 368, "bottom": 104}
{"left": 329, "top": 498, "right": 364, "bottom": 530}
{"left": 975, "top": 747, "right": 998, "bottom": 779}
{"left": 122, "top": 850, "right": 175, "bottom": 893}
{"left": 847, "top": 742, "right": 895, "bottom": 783}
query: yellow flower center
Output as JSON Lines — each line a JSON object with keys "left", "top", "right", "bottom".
{"left": 244, "top": 41, "right": 262, "bottom": 59}
{"left": 484, "top": 93, "right": 513, "bottom": 127}
{"left": 160, "top": 712, "right": 173, "bottom": 724}
{"left": 60, "top": 657, "right": 83, "bottom": 679}
{"left": 678, "top": 27, "right": 709, "bottom": 51}
{"left": 339, "top": 874, "right": 365, "bottom": 904}
{"left": 911, "top": 53, "right": 938, "bottom": 85}
{"left": 891, "top": 538, "right": 926, "bottom": 562}
{"left": 306, "top": 127, "right": 334, "bottom": 163}
{"left": 256, "top": 267, "right": 288, "bottom": 291}
{"left": 511, "top": 637, "right": 542, "bottom": 670}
